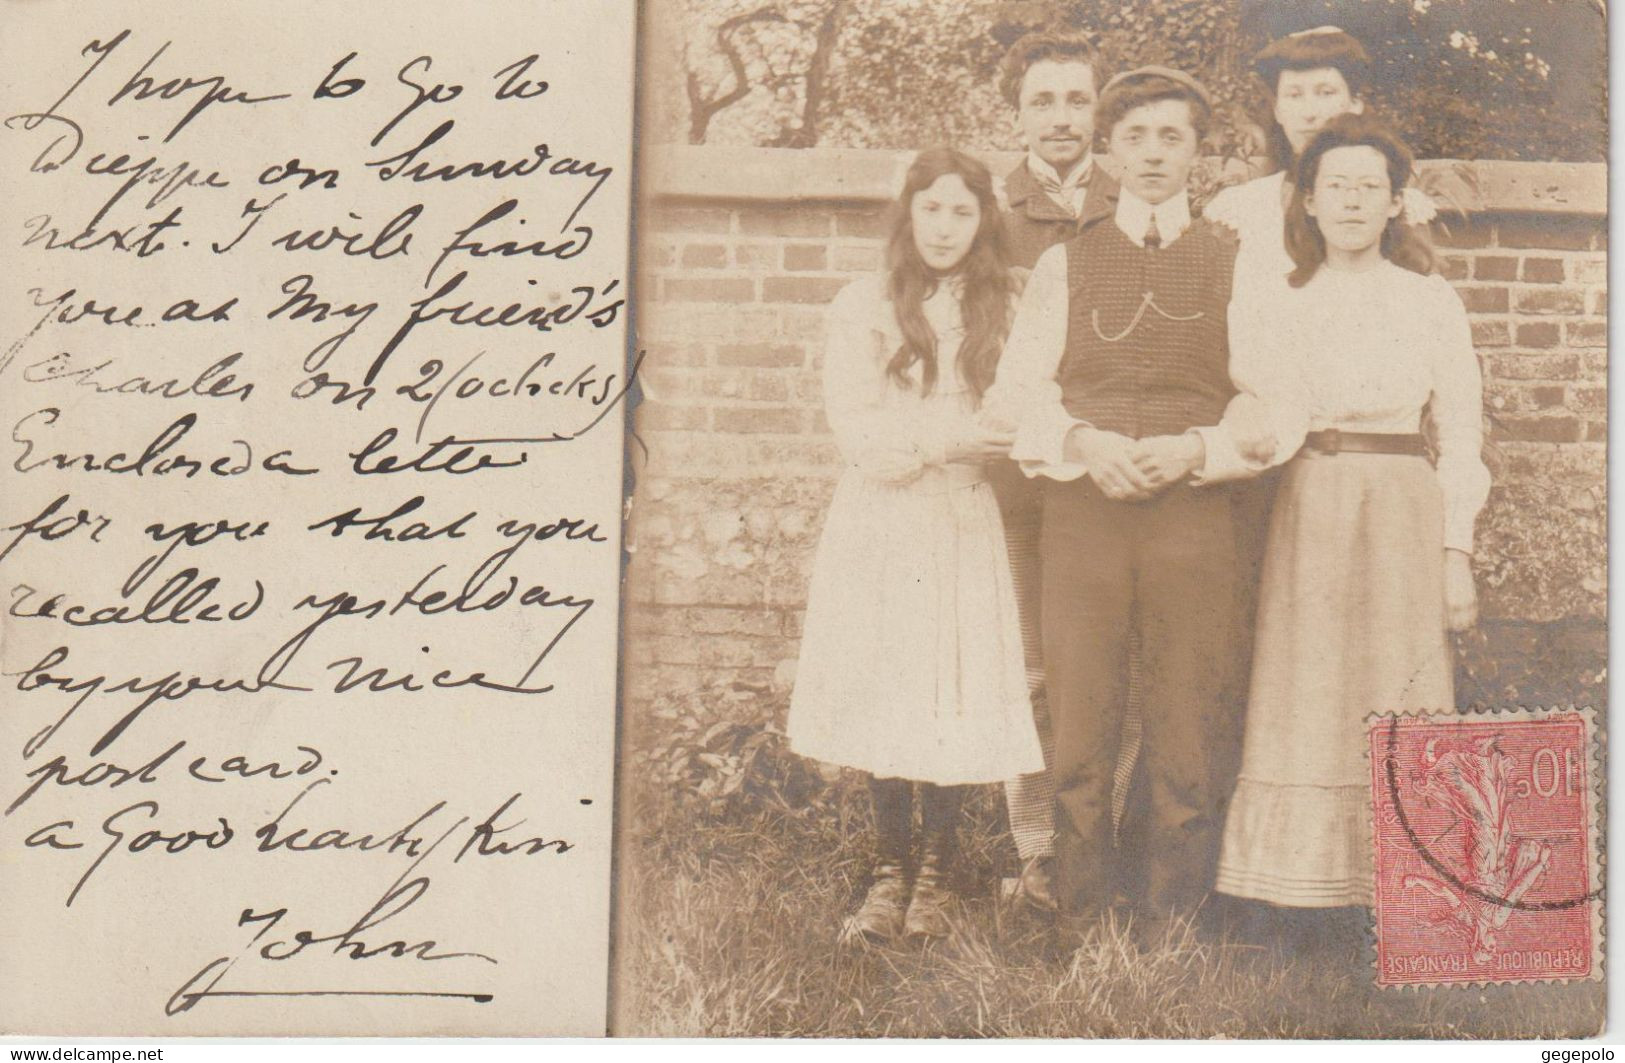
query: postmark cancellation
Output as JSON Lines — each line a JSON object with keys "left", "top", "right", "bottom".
{"left": 1367, "top": 705, "right": 1602, "bottom": 988}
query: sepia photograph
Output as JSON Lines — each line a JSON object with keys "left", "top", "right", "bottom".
{"left": 0, "top": 0, "right": 1612, "bottom": 1046}
{"left": 614, "top": 0, "right": 1608, "bottom": 1038}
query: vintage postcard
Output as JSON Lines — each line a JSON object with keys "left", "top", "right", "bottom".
{"left": 0, "top": 0, "right": 1610, "bottom": 1044}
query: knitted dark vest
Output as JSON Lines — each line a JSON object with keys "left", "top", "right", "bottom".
{"left": 1059, "top": 216, "right": 1237, "bottom": 439}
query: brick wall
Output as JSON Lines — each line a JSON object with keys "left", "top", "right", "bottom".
{"left": 625, "top": 147, "right": 1607, "bottom": 711}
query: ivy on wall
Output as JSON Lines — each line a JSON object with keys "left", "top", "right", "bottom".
{"left": 652, "top": 0, "right": 1605, "bottom": 163}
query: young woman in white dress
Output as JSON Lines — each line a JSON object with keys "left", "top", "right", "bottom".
{"left": 1209, "top": 114, "right": 1489, "bottom": 915}
{"left": 786, "top": 148, "right": 1043, "bottom": 943}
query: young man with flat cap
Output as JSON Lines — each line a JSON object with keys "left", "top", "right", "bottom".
{"left": 988, "top": 65, "right": 1248, "bottom": 942}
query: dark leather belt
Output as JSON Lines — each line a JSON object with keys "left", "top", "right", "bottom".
{"left": 1304, "top": 429, "right": 1428, "bottom": 456}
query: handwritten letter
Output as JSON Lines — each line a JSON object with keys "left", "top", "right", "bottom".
{"left": 0, "top": 1, "right": 632, "bottom": 1035}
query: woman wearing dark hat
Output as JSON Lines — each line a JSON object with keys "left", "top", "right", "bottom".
{"left": 1204, "top": 26, "right": 1436, "bottom": 285}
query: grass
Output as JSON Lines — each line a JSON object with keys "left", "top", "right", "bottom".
{"left": 612, "top": 781, "right": 1604, "bottom": 1039}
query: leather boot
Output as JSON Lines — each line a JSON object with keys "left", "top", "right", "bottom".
{"left": 904, "top": 783, "right": 964, "bottom": 939}
{"left": 1014, "top": 854, "right": 1058, "bottom": 913}
{"left": 843, "top": 776, "right": 912, "bottom": 944}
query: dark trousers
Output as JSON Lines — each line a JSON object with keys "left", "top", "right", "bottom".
{"left": 1042, "top": 478, "right": 1242, "bottom": 917}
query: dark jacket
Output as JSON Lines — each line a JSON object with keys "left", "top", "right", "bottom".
{"left": 989, "top": 160, "right": 1121, "bottom": 524}
{"left": 1001, "top": 158, "right": 1119, "bottom": 270}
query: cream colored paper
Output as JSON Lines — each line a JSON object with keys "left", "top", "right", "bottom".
{"left": 0, "top": 0, "right": 631, "bottom": 1035}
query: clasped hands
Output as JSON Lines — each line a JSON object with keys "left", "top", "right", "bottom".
{"left": 955, "top": 405, "right": 1206, "bottom": 500}
{"left": 1078, "top": 395, "right": 1279, "bottom": 500}
{"left": 1069, "top": 427, "right": 1205, "bottom": 501}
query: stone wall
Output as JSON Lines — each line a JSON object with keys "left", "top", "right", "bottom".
{"left": 624, "top": 147, "right": 1608, "bottom": 710}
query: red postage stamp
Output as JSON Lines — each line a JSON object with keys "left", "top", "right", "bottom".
{"left": 1367, "top": 706, "right": 1602, "bottom": 988}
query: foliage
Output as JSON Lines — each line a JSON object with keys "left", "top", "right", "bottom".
{"left": 619, "top": 619, "right": 1605, "bottom": 1037}
{"left": 616, "top": 740, "right": 1606, "bottom": 1037}
{"left": 1474, "top": 477, "right": 1607, "bottom": 624}
{"left": 629, "top": 616, "right": 1605, "bottom": 855}
{"left": 631, "top": 679, "right": 855, "bottom": 825}
{"left": 820, "top": 2, "right": 1014, "bottom": 154}
{"left": 620, "top": 649, "right": 1606, "bottom": 1037}
{"left": 1453, "top": 623, "right": 1608, "bottom": 712}
{"left": 655, "top": 0, "right": 1604, "bottom": 162}
{"left": 1238, "top": 0, "right": 1604, "bottom": 162}
{"left": 1037, "top": 0, "right": 1259, "bottom": 162}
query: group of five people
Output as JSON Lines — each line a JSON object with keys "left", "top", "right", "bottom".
{"left": 785, "top": 25, "right": 1488, "bottom": 947}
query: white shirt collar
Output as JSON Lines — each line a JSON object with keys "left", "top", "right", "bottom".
{"left": 1114, "top": 187, "right": 1192, "bottom": 248}
{"left": 1026, "top": 151, "right": 1093, "bottom": 214}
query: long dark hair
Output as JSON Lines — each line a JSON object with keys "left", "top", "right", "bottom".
{"left": 1285, "top": 113, "right": 1435, "bottom": 288}
{"left": 885, "top": 147, "right": 1012, "bottom": 397}
{"left": 1252, "top": 28, "right": 1372, "bottom": 175}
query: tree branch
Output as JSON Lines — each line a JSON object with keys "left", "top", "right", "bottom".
{"left": 687, "top": 7, "right": 788, "bottom": 144}
{"left": 767, "top": 0, "right": 845, "bottom": 148}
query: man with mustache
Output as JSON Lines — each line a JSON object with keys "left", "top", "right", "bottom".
{"left": 989, "top": 28, "right": 1115, "bottom": 915}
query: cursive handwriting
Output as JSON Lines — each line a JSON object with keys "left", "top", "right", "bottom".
{"left": 12, "top": 410, "right": 319, "bottom": 477}
{"left": 108, "top": 39, "right": 292, "bottom": 142}
{"left": 166, "top": 818, "right": 495, "bottom": 1015}
{"left": 5, "top": 19, "right": 624, "bottom": 1024}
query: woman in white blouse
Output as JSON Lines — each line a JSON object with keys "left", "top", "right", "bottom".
{"left": 1208, "top": 114, "right": 1489, "bottom": 913}
{"left": 1200, "top": 30, "right": 1432, "bottom": 865}
{"left": 1204, "top": 25, "right": 1437, "bottom": 282}
{"left": 787, "top": 148, "right": 1043, "bottom": 943}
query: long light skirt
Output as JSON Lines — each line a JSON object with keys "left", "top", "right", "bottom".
{"left": 787, "top": 471, "right": 1043, "bottom": 785}
{"left": 1216, "top": 452, "right": 1453, "bottom": 907}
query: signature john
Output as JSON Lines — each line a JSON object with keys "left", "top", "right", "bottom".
{"left": 164, "top": 788, "right": 574, "bottom": 1014}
